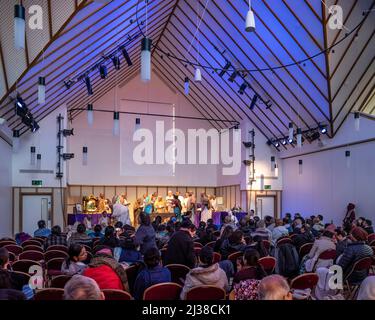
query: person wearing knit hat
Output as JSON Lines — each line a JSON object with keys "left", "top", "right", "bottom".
{"left": 357, "top": 276, "right": 375, "bottom": 300}
{"left": 337, "top": 226, "right": 373, "bottom": 284}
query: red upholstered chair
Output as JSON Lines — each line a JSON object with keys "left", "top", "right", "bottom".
{"left": 194, "top": 242, "right": 203, "bottom": 248}
{"left": 23, "top": 245, "right": 44, "bottom": 253}
{"left": 367, "top": 233, "right": 375, "bottom": 243}
{"left": 165, "top": 264, "right": 190, "bottom": 285}
{"left": 299, "top": 243, "right": 314, "bottom": 259}
{"left": 21, "top": 240, "right": 43, "bottom": 248}
{"left": 12, "top": 260, "right": 42, "bottom": 274}
{"left": 46, "top": 258, "right": 65, "bottom": 278}
{"left": 262, "top": 240, "right": 271, "bottom": 251}
{"left": 290, "top": 273, "right": 319, "bottom": 291}
{"left": 102, "top": 289, "right": 132, "bottom": 300}
{"left": 194, "top": 247, "right": 202, "bottom": 262}
{"left": 46, "top": 245, "right": 68, "bottom": 253}
{"left": 8, "top": 251, "right": 16, "bottom": 263}
{"left": 290, "top": 234, "right": 298, "bottom": 240}
{"left": 369, "top": 240, "right": 375, "bottom": 247}
{"left": 318, "top": 249, "right": 337, "bottom": 260}
{"left": 185, "top": 285, "right": 226, "bottom": 300}
{"left": 228, "top": 251, "right": 243, "bottom": 271}
{"left": 126, "top": 263, "right": 142, "bottom": 296}
{"left": 31, "top": 237, "right": 45, "bottom": 245}
{"left": 0, "top": 240, "right": 17, "bottom": 247}
{"left": 205, "top": 241, "right": 216, "bottom": 249}
{"left": 213, "top": 252, "right": 221, "bottom": 264}
{"left": 50, "top": 275, "right": 72, "bottom": 289}
{"left": 44, "top": 250, "right": 68, "bottom": 262}
{"left": 19, "top": 251, "right": 44, "bottom": 262}
{"left": 34, "top": 288, "right": 64, "bottom": 300}
{"left": 4, "top": 244, "right": 23, "bottom": 256}
{"left": 143, "top": 283, "right": 182, "bottom": 300}
{"left": 344, "top": 257, "right": 373, "bottom": 299}
{"left": 11, "top": 271, "right": 31, "bottom": 285}
{"left": 259, "top": 256, "right": 276, "bottom": 275}
{"left": 276, "top": 237, "right": 292, "bottom": 246}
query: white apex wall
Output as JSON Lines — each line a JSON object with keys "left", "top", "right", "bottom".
{"left": 281, "top": 116, "right": 375, "bottom": 224}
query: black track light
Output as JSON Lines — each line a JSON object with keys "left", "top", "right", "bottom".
{"left": 121, "top": 46, "right": 132, "bottom": 66}
{"left": 99, "top": 64, "right": 108, "bottom": 79}
{"left": 219, "top": 61, "right": 231, "bottom": 77}
{"left": 249, "top": 94, "right": 258, "bottom": 110}
{"left": 112, "top": 56, "right": 121, "bottom": 70}
{"left": 84, "top": 75, "right": 93, "bottom": 95}
{"left": 238, "top": 82, "right": 248, "bottom": 95}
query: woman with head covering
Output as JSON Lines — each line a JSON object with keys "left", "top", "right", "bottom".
{"left": 343, "top": 203, "right": 356, "bottom": 232}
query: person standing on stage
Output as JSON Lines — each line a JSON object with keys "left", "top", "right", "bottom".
{"left": 166, "top": 190, "right": 174, "bottom": 213}
{"left": 143, "top": 194, "right": 153, "bottom": 215}
{"left": 154, "top": 196, "right": 166, "bottom": 214}
{"left": 200, "top": 193, "right": 211, "bottom": 223}
{"left": 209, "top": 195, "right": 218, "bottom": 212}
{"left": 181, "top": 192, "right": 189, "bottom": 216}
{"left": 112, "top": 195, "right": 131, "bottom": 226}
{"left": 172, "top": 194, "right": 182, "bottom": 222}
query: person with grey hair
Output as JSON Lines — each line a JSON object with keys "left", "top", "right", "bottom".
{"left": 251, "top": 220, "right": 272, "bottom": 242}
{"left": 64, "top": 275, "right": 104, "bottom": 300}
{"left": 258, "top": 275, "right": 293, "bottom": 300}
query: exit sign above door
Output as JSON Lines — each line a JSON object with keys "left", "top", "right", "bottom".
{"left": 264, "top": 185, "right": 272, "bottom": 190}
{"left": 32, "top": 180, "right": 43, "bottom": 187}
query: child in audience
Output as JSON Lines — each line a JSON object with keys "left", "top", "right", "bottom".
{"left": 88, "top": 224, "right": 104, "bottom": 239}
{"left": 233, "top": 248, "right": 267, "bottom": 284}
{"left": 61, "top": 244, "right": 88, "bottom": 276}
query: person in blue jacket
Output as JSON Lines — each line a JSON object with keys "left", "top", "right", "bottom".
{"left": 133, "top": 247, "right": 171, "bottom": 300}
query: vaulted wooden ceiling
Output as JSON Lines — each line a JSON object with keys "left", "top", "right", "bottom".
{"left": 0, "top": 0, "right": 373, "bottom": 146}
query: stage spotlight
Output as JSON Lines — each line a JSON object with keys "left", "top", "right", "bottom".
{"left": 62, "top": 129, "right": 74, "bottom": 137}
{"left": 112, "top": 56, "right": 121, "bottom": 70}
{"left": 15, "top": 95, "right": 27, "bottom": 115}
{"left": 228, "top": 70, "right": 238, "bottom": 82}
{"left": 238, "top": 82, "right": 247, "bottom": 95}
{"left": 99, "top": 64, "right": 108, "bottom": 79}
{"left": 121, "top": 46, "right": 132, "bottom": 66}
{"left": 219, "top": 61, "right": 231, "bottom": 77}
{"left": 62, "top": 153, "right": 75, "bottom": 160}
{"left": 274, "top": 140, "right": 280, "bottom": 148}
{"left": 309, "top": 131, "right": 320, "bottom": 142}
{"left": 31, "top": 120, "right": 39, "bottom": 133}
{"left": 319, "top": 123, "right": 327, "bottom": 134}
{"left": 281, "top": 138, "right": 287, "bottom": 145}
{"left": 84, "top": 75, "right": 93, "bottom": 95}
{"left": 249, "top": 94, "right": 258, "bottom": 110}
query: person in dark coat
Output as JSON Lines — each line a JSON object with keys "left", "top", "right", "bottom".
{"left": 133, "top": 248, "right": 171, "bottom": 300}
{"left": 163, "top": 219, "right": 196, "bottom": 268}
{"left": 338, "top": 227, "right": 373, "bottom": 284}
{"left": 292, "top": 225, "right": 315, "bottom": 250}
{"left": 220, "top": 230, "right": 247, "bottom": 260}
{"left": 343, "top": 203, "right": 356, "bottom": 232}
{"left": 134, "top": 213, "right": 157, "bottom": 255}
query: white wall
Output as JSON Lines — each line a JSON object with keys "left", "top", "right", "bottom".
{"left": 0, "top": 136, "right": 12, "bottom": 237}
{"left": 281, "top": 116, "right": 375, "bottom": 224}
{"left": 68, "top": 72, "right": 218, "bottom": 186}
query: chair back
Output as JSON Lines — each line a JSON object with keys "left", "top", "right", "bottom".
{"left": 8, "top": 251, "right": 16, "bottom": 262}
{"left": 213, "top": 252, "right": 221, "bottom": 264}
{"left": 0, "top": 239, "right": 17, "bottom": 247}
{"left": 318, "top": 249, "right": 336, "bottom": 260}
{"left": 44, "top": 250, "right": 68, "bottom": 262}
{"left": 185, "top": 285, "right": 226, "bottom": 300}
{"left": 205, "top": 241, "right": 216, "bottom": 249}
{"left": 290, "top": 273, "right": 319, "bottom": 290}
{"left": 367, "top": 233, "right": 375, "bottom": 243}
{"left": 46, "top": 245, "right": 68, "bottom": 253}
{"left": 228, "top": 251, "right": 243, "bottom": 265}
{"left": 34, "top": 288, "right": 64, "bottom": 300}
{"left": 277, "top": 237, "right": 292, "bottom": 246}
{"left": 21, "top": 240, "right": 43, "bottom": 248}
{"left": 262, "top": 240, "right": 271, "bottom": 251}
{"left": 345, "top": 257, "right": 373, "bottom": 281}
{"left": 46, "top": 258, "right": 65, "bottom": 278}
{"left": 12, "top": 260, "right": 42, "bottom": 274}
{"left": 102, "top": 289, "right": 132, "bottom": 300}
{"left": 194, "top": 242, "right": 203, "bottom": 248}
{"left": 290, "top": 234, "right": 298, "bottom": 240}
{"left": 143, "top": 283, "right": 182, "bottom": 300}
{"left": 19, "top": 251, "right": 44, "bottom": 262}
{"left": 50, "top": 275, "right": 72, "bottom": 289}
{"left": 165, "top": 264, "right": 190, "bottom": 285}
{"left": 299, "top": 243, "right": 313, "bottom": 258}
{"left": 126, "top": 263, "right": 142, "bottom": 295}
{"left": 23, "top": 245, "right": 44, "bottom": 253}
{"left": 31, "top": 237, "right": 46, "bottom": 245}
{"left": 258, "top": 256, "right": 276, "bottom": 275}
{"left": 4, "top": 244, "right": 23, "bottom": 256}
{"left": 11, "top": 271, "right": 31, "bottom": 285}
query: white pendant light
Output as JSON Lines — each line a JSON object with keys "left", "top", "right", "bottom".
{"left": 296, "top": 128, "right": 302, "bottom": 148}
{"left": 245, "top": 0, "right": 256, "bottom": 32}
{"left": 345, "top": 150, "right": 351, "bottom": 168}
{"left": 271, "top": 156, "right": 275, "bottom": 173}
{"left": 14, "top": 4, "right": 26, "bottom": 49}
{"left": 288, "top": 122, "right": 294, "bottom": 143}
{"left": 274, "top": 163, "right": 279, "bottom": 177}
{"left": 30, "top": 146, "right": 36, "bottom": 166}
{"left": 184, "top": 77, "right": 190, "bottom": 95}
{"left": 354, "top": 112, "right": 360, "bottom": 131}
{"left": 36, "top": 154, "right": 42, "bottom": 170}
{"left": 113, "top": 112, "right": 120, "bottom": 136}
{"left": 87, "top": 104, "right": 94, "bottom": 127}
{"left": 135, "top": 118, "right": 141, "bottom": 132}
{"left": 38, "top": 77, "right": 46, "bottom": 104}
{"left": 194, "top": 68, "right": 202, "bottom": 82}
{"left": 83, "top": 147, "right": 88, "bottom": 166}
{"left": 141, "top": 37, "right": 152, "bottom": 82}
{"left": 12, "top": 130, "right": 20, "bottom": 153}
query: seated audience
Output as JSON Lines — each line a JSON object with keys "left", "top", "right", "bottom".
{"left": 88, "top": 224, "right": 104, "bottom": 239}
{"left": 118, "top": 237, "right": 142, "bottom": 265}
{"left": 258, "top": 275, "right": 293, "bottom": 300}
{"left": 264, "top": 216, "right": 275, "bottom": 232}
{"left": 338, "top": 227, "right": 373, "bottom": 284}
{"left": 272, "top": 219, "right": 289, "bottom": 243}
{"left": 0, "top": 289, "right": 26, "bottom": 300}
{"left": 164, "top": 219, "right": 196, "bottom": 268}
{"left": 100, "top": 226, "right": 120, "bottom": 248}
{"left": 83, "top": 248, "right": 129, "bottom": 291}
{"left": 221, "top": 215, "right": 237, "bottom": 232}
{"left": 314, "top": 267, "right": 344, "bottom": 300}
{"left": 155, "top": 224, "right": 169, "bottom": 249}
{"left": 45, "top": 225, "right": 67, "bottom": 249}
{"left": 68, "top": 223, "right": 92, "bottom": 246}
{"left": 335, "top": 228, "right": 352, "bottom": 257}
{"left": 220, "top": 230, "right": 247, "bottom": 260}
{"left": 133, "top": 248, "right": 171, "bottom": 300}
{"left": 363, "top": 219, "right": 374, "bottom": 235}
{"left": 196, "top": 227, "right": 216, "bottom": 246}
{"left": 134, "top": 213, "right": 157, "bottom": 255}
{"left": 33, "top": 220, "right": 51, "bottom": 237}
{"left": 238, "top": 218, "right": 252, "bottom": 237}
{"left": 233, "top": 249, "right": 267, "bottom": 284}
{"left": 206, "top": 219, "right": 218, "bottom": 231}
{"left": 151, "top": 216, "right": 162, "bottom": 231}
{"left": 61, "top": 244, "right": 88, "bottom": 276}
{"left": 292, "top": 225, "right": 315, "bottom": 250}
{"left": 214, "top": 225, "right": 233, "bottom": 253}
{"left": 283, "top": 217, "right": 292, "bottom": 233}
{"left": 251, "top": 220, "right": 272, "bottom": 242}
{"left": 248, "top": 236, "right": 269, "bottom": 258}
{"left": 304, "top": 228, "right": 336, "bottom": 272}
{"left": 357, "top": 276, "right": 375, "bottom": 300}
{"left": 64, "top": 275, "right": 104, "bottom": 300}
{"left": 180, "top": 246, "right": 229, "bottom": 300}
{"left": 312, "top": 215, "right": 325, "bottom": 236}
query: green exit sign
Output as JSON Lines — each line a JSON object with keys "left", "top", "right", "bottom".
{"left": 264, "top": 185, "right": 272, "bottom": 190}
{"left": 32, "top": 180, "right": 43, "bottom": 187}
